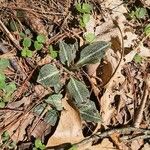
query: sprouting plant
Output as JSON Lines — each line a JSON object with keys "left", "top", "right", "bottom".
{"left": 34, "top": 34, "right": 46, "bottom": 51}
{"left": 75, "top": 2, "right": 92, "bottom": 28}
{"left": 21, "top": 37, "right": 33, "bottom": 57}
{"left": 48, "top": 45, "right": 58, "bottom": 59}
{"left": 144, "top": 24, "right": 150, "bottom": 35}
{"left": 68, "top": 145, "right": 78, "bottom": 150}
{"left": 20, "top": 30, "right": 46, "bottom": 57}
{"left": 35, "top": 40, "right": 110, "bottom": 125}
{"left": 129, "top": 7, "right": 147, "bottom": 20}
{"left": 33, "top": 139, "right": 46, "bottom": 150}
{"left": 84, "top": 32, "right": 96, "bottom": 43}
{"left": 0, "top": 58, "right": 16, "bottom": 108}
{"left": 0, "top": 131, "right": 17, "bottom": 149}
{"left": 133, "top": 53, "right": 143, "bottom": 63}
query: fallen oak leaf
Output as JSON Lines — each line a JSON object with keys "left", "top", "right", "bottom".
{"left": 46, "top": 97, "right": 84, "bottom": 148}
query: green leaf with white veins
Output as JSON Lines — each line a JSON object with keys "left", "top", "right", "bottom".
{"left": 76, "top": 41, "right": 110, "bottom": 67}
{"left": 45, "top": 94, "right": 63, "bottom": 111}
{"left": 67, "top": 77, "right": 90, "bottom": 104}
{"left": 79, "top": 100, "right": 101, "bottom": 123}
{"left": 59, "top": 41, "right": 78, "bottom": 66}
{"left": 37, "top": 64, "right": 59, "bottom": 87}
{"left": 44, "top": 109, "right": 58, "bottom": 126}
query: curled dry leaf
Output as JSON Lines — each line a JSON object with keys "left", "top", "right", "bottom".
{"left": 31, "top": 119, "right": 50, "bottom": 139}
{"left": 46, "top": 97, "right": 84, "bottom": 147}
{"left": 100, "top": 48, "right": 137, "bottom": 126}
{"left": 7, "top": 112, "right": 34, "bottom": 142}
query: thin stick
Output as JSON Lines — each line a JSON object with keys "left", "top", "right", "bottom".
{"left": 133, "top": 85, "right": 149, "bottom": 128}
{"left": 0, "top": 19, "right": 22, "bottom": 51}
{"left": 73, "top": 127, "right": 150, "bottom": 148}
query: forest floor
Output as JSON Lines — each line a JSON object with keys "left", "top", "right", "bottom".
{"left": 0, "top": 0, "right": 150, "bottom": 150}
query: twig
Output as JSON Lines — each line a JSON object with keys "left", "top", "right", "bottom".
{"left": 103, "top": 19, "right": 124, "bottom": 88}
{"left": 0, "top": 19, "right": 22, "bottom": 51}
{"left": 121, "top": 135, "right": 150, "bottom": 141}
{"left": 73, "top": 127, "right": 150, "bottom": 148}
{"left": 133, "top": 84, "right": 149, "bottom": 128}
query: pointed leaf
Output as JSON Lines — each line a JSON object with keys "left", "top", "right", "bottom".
{"left": 54, "top": 83, "right": 63, "bottom": 93}
{"left": 45, "top": 94, "right": 63, "bottom": 111}
{"left": 33, "top": 103, "right": 47, "bottom": 115}
{"left": 67, "top": 77, "right": 90, "bottom": 104}
{"left": 78, "top": 100, "right": 101, "bottom": 123}
{"left": 76, "top": 41, "right": 110, "bottom": 67}
{"left": 44, "top": 109, "right": 58, "bottom": 126}
{"left": 59, "top": 41, "right": 77, "bottom": 66}
{"left": 37, "top": 64, "right": 59, "bottom": 87}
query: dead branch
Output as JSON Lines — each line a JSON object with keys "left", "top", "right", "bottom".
{"left": 73, "top": 127, "right": 150, "bottom": 148}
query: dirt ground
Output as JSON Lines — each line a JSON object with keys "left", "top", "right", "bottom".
{"left": 0, "top": 0, "right": 150, "bottom": 150}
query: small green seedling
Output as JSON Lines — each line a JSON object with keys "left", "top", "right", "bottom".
{"left": 0, "top": 131, "right": 16, "bottom": 149}
{"left": 21, "top": 37, "right": 33, "bottom": 57}
{"left": 75, "top": 2, "right": 92, "bottom": 14}
{"left": 80, "top": 13, "right": 90, "bottom": 27}
{"left": 75, "top": 2, "right": 92, "bottom": 27}
{"left": 48, "top": 45, "right": 58, "bottom": 59}
{"left": 33, "top": 139, "right": 46, "bottom": 150}
{"left": 133, "top": 53, "right": 143, "bottom": 63}
{"left": 20, "top": 29, "right": 31, "bottom": 38}
{"left": 34, "top": 34, "right": 46, "bottom": 51}
{"left": 84, "top": 32, "right": 96, "bottom": 43}
{"left": 21, "top": 33, "right": 46, "bottom": 57}
{"left": 135, "top": 7, "right": 147, "bottom": 19}
{"left": 144, "top": 24, "right": 150, "bottom": 35}
{"left": 68, "top": 145, "right": 78, "bottom": 150}
{"left": 0, "top": 58, "right": 16, "bottom": 108}
{"left": 130, "top": 7, "right": 147, "bottom": 20}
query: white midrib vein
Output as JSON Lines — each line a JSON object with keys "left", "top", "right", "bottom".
{"left": 77, "top": 43, "right": 109, "bottom": 65}
{"left": 38, "top": 70, "right": 59, "bottom": 82}
{"left": 71, "top": 78, "right": 84, "bottom": 103}
{"left": 80, "top": 111, "right": 100, "bottom": 120}
{"left": 61, "top": 42, "right": 69, "bottom": 63}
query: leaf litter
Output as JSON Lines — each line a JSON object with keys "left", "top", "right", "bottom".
{"left": 0, "top": 0, "right": 150, "bottom": 149}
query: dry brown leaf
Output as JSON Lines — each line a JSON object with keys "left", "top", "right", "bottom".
{"left": 140, "top": 0, "right": 150, "bottom": 7}
{"left": 88, "top": 138, "right": 115, "bottom": 150}
{"left": 31, "top": 119, "right": 50, "bottom": 139}
{"left": 25, "top": 12, "right": 47, "bottom": 35}
{"left": 7, "top": 112, "right": 34, "bottom": 142}
{"left": 138, "top": 44, "right": 150, "bottom": 57}
{"left": 131, "top": 139, "right": 144, "bottom": 150}
{"left": 100, "top": 48, "right": 136, "bottom": 126}
{"left": 142, "top": 143, "right": 150, "bottom": 150}
{"left": 46, "top": 98, "right": 84, "bottom": 147}
{"left": 110, "top": 133, "right": 129, "bottom": 150}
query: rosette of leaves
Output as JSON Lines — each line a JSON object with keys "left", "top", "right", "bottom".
{"left": 37, "top": 40, "right": 110, "bottom": 123}
{"left": 21, "top": 33, "right": 46, "bottom": 57}
{"left": 34, "top": 34, "right": 46, "bottom": 51}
